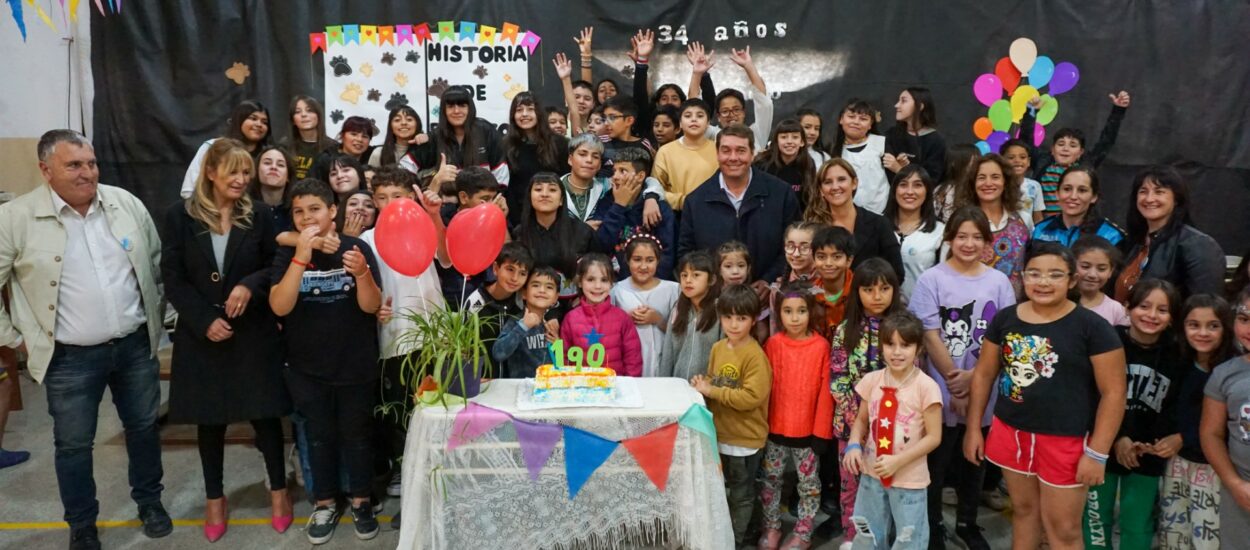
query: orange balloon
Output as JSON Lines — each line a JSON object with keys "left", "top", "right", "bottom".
{"left": 973, "top": 117, "right": 993, "bottom": 140}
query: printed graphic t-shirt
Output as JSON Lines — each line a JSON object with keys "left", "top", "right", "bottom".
{"left": 985, "top": 304, "right": 1122, "bottom": 436}
{"left": 271, "top": 235, "right": 381, "bottom": 385}
{"left": 855, "top": 368, "right": 943, "bottom": 488}
{"left": 1204, "top": 356, "right": 1250, "bottom": 479}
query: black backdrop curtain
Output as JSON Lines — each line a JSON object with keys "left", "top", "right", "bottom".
{"left": 90, "top": 0, "right": 1250, "bottom": 252}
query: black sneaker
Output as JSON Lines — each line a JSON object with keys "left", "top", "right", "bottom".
{"left": 137, "top": 502, "right": 173, "bottom": 538}
{"left": 819, "top": 496, "right": 840, "bottom": 516}
{"left": 350, "top": 502, "right": 380, "bottom": 540}
{"left": 929, "top": 522, "right": 947, "bottom": 550}
{"left": 306, "top": 504, "right": 342, "bottom": 545}
{"left": 813, "top": 517, "right": 843, "bottom": 540}
{"left": 955, "top": 522, "right": 991, "bottom": 550}
{"left": 372, "top": 494, "right": 384, "bottom": 514}
{"left": 69, "top": 526, "right": 101, "bottom": 550}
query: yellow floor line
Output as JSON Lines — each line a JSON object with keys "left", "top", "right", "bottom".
{"left": 0, "top": 516, "right": 394, "bottom": 530}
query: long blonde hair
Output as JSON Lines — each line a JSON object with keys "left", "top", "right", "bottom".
{"left": 803, "top": 157, "right": 857, "bottom": 224}
{"left": 187, "top": 139, "right": 255, "bottom": 233}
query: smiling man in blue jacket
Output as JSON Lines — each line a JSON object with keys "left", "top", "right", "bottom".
{"left": 677, "top": 123, "right": 800, "bottom": 295}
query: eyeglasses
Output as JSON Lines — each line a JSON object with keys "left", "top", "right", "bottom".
{"left": 719, "top": 107, "right": 745, "bottom": 117}
{"left": 603, "top": 114, "right": 626, "bottom": 123}
{"left": 1023, "top": 270, "right": 1069, "bottom": 283}
{"left": 785, "top": 243, "right": 812, "bottom": 255}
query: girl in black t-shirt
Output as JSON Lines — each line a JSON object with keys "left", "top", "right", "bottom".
{"left": 963, "top": 241, "right": 1127, "bottom": 550}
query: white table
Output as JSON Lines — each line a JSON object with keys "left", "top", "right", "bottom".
{"left": 397, "top": 378, "right": 733, "bottom": 550}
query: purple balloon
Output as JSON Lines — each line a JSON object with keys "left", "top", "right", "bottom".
{"left": 1049, "top": 62, "right": 1081, "bottom": 95}
{"left": 973, "top": 74, "right": 1002, "bottom": 107}
{"left": 986, "top": 131, "right": 1010, "bottom": 153}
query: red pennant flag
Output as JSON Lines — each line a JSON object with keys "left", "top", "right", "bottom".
{"left": 414, "top": 22, "right": 432, "bottom": 44}
{"left": 309, "top": 32, "right": 326, "bottom": 54}
{"left": 874, "top": 387, "right": 899, "bottom": 488}
{"left": 622, "top": 424, "right": 679, "bottom": 491}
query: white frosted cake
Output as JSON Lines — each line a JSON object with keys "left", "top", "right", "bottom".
{"left": 532, "top": 363, "right": 618, "bottom": 404}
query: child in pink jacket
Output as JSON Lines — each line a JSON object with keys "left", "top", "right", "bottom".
{"left": 559, "top": 253, "right": 643, "bottom": 376}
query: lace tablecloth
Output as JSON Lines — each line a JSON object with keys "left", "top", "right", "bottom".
{"left": 397, "top": 378, "right": 733, "bottom": 550}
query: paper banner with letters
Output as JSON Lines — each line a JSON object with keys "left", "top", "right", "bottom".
{"left": 314, "top": 20, "right": 541, "bottom": 144}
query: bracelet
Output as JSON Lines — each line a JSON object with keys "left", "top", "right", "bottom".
{"left": 1083, "top": 445, "right": 1108, "bottom": 464}
{"left": 580, "top": 63, "right": 592, "bottom": 68}
{"left": 636, "top": 56, "right": 649, "bottom": 64}
{"left": 843, "top": 443, "right": 862, "bottom": 456}
{"left": 290, "top": 258, "right": 309, "bottom": 268}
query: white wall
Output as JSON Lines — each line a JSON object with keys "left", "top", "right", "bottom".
{"left": 0, "top": 2, "right": 93, "bottom": 194}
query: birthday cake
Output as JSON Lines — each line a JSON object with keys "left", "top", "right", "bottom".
{"left": 531, "top": 363, "right": 618, "bottom": 404}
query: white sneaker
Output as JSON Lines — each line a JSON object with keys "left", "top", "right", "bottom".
{"left": 288, "top": 446, "right": 304, "bottom": 487}
{"left": 387, "top": 471, "right": 403, "bottom": 497}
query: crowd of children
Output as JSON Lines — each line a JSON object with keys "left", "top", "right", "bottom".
{"left": 111, "top": 22, "right": 1250, "bottom": 550}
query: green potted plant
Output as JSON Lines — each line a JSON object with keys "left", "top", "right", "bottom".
{"left": 386, "top": 304, "right": 498, "bottom": 411}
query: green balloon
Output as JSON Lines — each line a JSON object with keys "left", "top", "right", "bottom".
{"left": 1037, "top": 94, "right": 1059, "bottom": 125}
{"left": 988, "top": 100, "right": 1012, "bottom": 131}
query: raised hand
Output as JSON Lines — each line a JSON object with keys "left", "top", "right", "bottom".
{"left": 224, "top": 284, "right": 252, "bottom": 318}
{"left": 575, "top": 27, "right": 594, "bottom": 58}
{"left": 342, "top": 210, "right": 366, "bottom": 237}
{"left": 1110, "top": 90, "right": 1131, "bottom": 108}
{"left": 729, "top": 46, "right": 753, "bottom": 68}
{"left": 295, "top": 226, "right": 320, "bottom": 261}
{"left": 521, "top": 308, "right": 542, "bottom": 329}
{"left": 431, "top": 152, "right": 459, "bottom": 193}
{"left": 552, "top": 52, "right": 573, "bottom": 80}
{"left": 315, "top": 231, "right": 340, "bottom": 255}
{"left": 687, "top": 42, "right": 715, "bottom": 73}
{"left": 342, "top": 245, "right": 370, "bottom": 278}
{"left": 633, "top": 29, "right": 655, "bottom": 60}
{"left": 420, "top": 188, "right": 444, "bottom": 218}
{"left": 491, "top": 193, "right": 509, "bottom": 217}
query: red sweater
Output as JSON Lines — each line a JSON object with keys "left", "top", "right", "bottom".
{"left": 764, "top": 332, "right": 834, "bottom": 442}
{"left": 559, "top": 299, "right": 643, "bottom": 377}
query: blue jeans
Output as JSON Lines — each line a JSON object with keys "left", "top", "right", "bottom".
{"left": 851, "top": 475, "right": 929, "bottom": 550}
{"left": 43, "top": 328, "right": 163, "bottom": 530}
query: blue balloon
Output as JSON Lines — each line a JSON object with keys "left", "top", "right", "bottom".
{"left": 975, "top": 141, "right": 991, "bottom": 155}
{"left": 1029, "top": 56, "right": 1055, "bottom": 89}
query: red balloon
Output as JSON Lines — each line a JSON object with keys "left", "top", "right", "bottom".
{"left": 446, "top": 203, "right": 507, "bottom": 276}
{"left": 995, "top": 57, "right": 1021, "bottom": 94}
{"left": 374, "top": 198, "right": 437, "bottom": 277}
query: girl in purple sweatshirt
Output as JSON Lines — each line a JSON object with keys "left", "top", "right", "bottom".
{"left": 560, "top": 253, "right": 643, "bottom": 376}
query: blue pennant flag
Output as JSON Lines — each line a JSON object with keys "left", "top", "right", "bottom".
{"left": 562, "top": 426, "right": 618, "bottom": 499}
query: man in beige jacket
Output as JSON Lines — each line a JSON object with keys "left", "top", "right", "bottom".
{"left": 0, "top": 130, "right": 170, "bottom": 550}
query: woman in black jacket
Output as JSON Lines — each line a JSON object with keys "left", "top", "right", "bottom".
{"left": 1114, "top": 165, "right": 1225, "bottom": 302}
{"left": 804, "top": 157, "right": 906, "bottom": 284}
{"left": 162, "top": 139, "right": 292, "bottom": 541}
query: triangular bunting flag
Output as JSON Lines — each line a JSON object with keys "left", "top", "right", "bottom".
{"left": 678, "top": 403, "right": 718, "bottom": 447}
{"left": 514, "top": 418, "right": 563, "bottom": 481}
{"left": 622, "top": 423, "right": 679, "bottom": 491}
{"left": 563, "top": 426, "right": 617, "bottom": 499}
{"left": 7, "top": 0, "right": 26, "bottom": 42}
{"left": 447, "top": 402, "right": 512, "bottom": 450}
{"left": 309, "top": 32, "right": 326, "bottom": 54}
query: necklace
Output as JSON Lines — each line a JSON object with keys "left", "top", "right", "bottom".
{"left": 567, "top": 177, "right": 592, "bottom": 192}
{"left": 886, "top": 366, "right": 919, "bottom": 387}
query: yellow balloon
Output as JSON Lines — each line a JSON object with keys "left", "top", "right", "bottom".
{"left": 1010, "top": 85, "right": 1039, "bottom": 123}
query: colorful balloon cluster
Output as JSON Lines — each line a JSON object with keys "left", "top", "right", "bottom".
{"left": 971, "top": 38, "right": 1081, "bottom": 154}
{"left": 374, "top": 199, "right": 506, "bottom": 278}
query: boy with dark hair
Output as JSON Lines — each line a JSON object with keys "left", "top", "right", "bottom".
{"left": 1020, "top": 91, "right": 1131, "bottom": 213}
{"left": 593, "top": 148, "right": 676, "bottom": 280}
{"left": 599, "top": 95, "right": 654, "bottom": 178}
{"left": 691, "top": 284, "right": 771, "bottom": 548}
{"left": 464, "top": 242, "right": 535, "bottom": 375}
{"left": 812, "top": 225, "right": 856, "bottom": 333}
{"left": 490, "top": 266, "right": 561, "bottom": 378}
{"left": 270, "top": 179, "right": 383, "bottom": 543}
{"left": 687, "top": 44, "right": 773, "bottom": 154}
{"left": 363, "top": 167, "right": 448, "bottom": 501}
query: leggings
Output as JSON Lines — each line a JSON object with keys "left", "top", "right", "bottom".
{"left": 1083, "top": 470, "right": 1159, "bottom": 549}
{"left": 927, "top": 424, "right": 986, "bottom": 530}
{"left": 760, "top": 442, "right": 821, "bottom": 541}
{"left": 197, "top": 418, "right": 286, "bottom": 499}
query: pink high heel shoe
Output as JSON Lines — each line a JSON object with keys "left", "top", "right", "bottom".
{"left": 204, "top": 496, "right": 228, "bottom": 542}
{"left": 271, "top": 490, "right": 294, "bottom": 533}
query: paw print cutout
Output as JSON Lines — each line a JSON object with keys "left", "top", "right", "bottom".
{"left": 367, "top": 89, "right": 382, "bottom": 102}
{"left": 427, "top": 77, "right": 449, "bottom": 99}
{"left": 405, "top": 50, "right": 420, "bottom": 63}
{"left": 385, "top": 93, "right": 409, "bottom": 111}
{"left": 380, "top": 52, "right": 396, "bottom": 66}
{"left": 473, "top": 65, "right": 488, "bottom": 79}
{"left": 621, "top": 65, "right": 635, "bottom": 79}
{"left": 359, "top": 63, "right": 374, "bottom": 77}
{"left": 330, "top": 56, "right": 352, "bottom": 77}
{"left": 330, "top": 110, "right": 344, "bottom": 124}
{"left": 503, "top": 83, "right": 524, "bottom": 100}
{"left": 341, "top": 83, "right": 363, "bottom": 105}
{"left": 503, "top": 74, "right": 512, "bottom": 82}
{"left": 225, "top": 62, "right": 251, "bottom": 85}
{"left": 394, "top": 73, "right": 409, "bottom": 87}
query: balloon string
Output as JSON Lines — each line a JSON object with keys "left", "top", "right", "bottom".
{"left": 459, "top": 274, "right": 468, "bottom": 310}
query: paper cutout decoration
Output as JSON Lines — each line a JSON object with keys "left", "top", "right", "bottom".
{"left": 874, "top": 387, "right": 899, "bottom": 488}
{"left": 514, "top": 418, "right": 563, "bottom": 481}
{"left": 1010, "top": 85, "right": 1039, "bottom": 123}
{"left": 458, "top": 21, "right": 477, "bottom": 42}
{"left": 414, "top": 22, "right": 431, "bottom": 44}
{"left": 501, "top": 22, "right": 519, "bottom": 43}
{"left": 92, "top": 0, "right": 102, "bottom": 16}
{"left": 972, "top": 73, "right": 1002, "bottom": 107}
{"left": 225, "top": 62, "right": 250, "bottom": 85}
{"left": 26, "top": 0, "right": 53, "bottom": 30}
{"left": 1028, "top": 56, "right": 1055, "bottom": 88}
{"left": 1008, "top": 37, "right": 1037, "bottom": 72}
{"left": 563, "top": 426, "right": 618, "bottom": 499}
{"left": 479, "top": 25, "right": 496, "bottom": 44}
{"left": 396, "top": 24, "right": 413, "bottom": 44}
{"left": 309, "top": 32, "right": 326, "bottom": 54}
{"left": 326, "top": 25, "right": 343, "bottom": 46}
{"left": 378, "top": 25, "right": 394, "bottom": 45}
{"left": 7, "top": 0, "right": 26, "bottom": 42}
{"left": 360, "top": 24, "right": 377, "bottom": 45}
{"left": 1049, "top": 62, "right": 1080, "bottom": 95}
{"left": 520, "top": 31, "right": 541, "bottom": 55}
{"left": 447, "top": 402, "right": 512, "bottom": 450}
{"left": 69, "top": 0, "right": 78, "bottom": 21}
{"left": 987, "top": 100, "right": 1011, "bottom": 132}
{"left": 343, "top": 24, "right": 360, "bottom": 44}
{"left": 678, "top": 403, "right": 718, "bottom": 450}
{"left": 622, "top": 424, "right": 679, "bottom": 491}
{"left": 972, "top": 117, "right": 992, "bottom": 140}
{"left": 994, "top": 57, "right": 1021, "bottom": 94}
{"left": 437, "top": 21, "right": 455, "bottom": 41}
